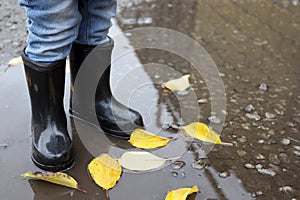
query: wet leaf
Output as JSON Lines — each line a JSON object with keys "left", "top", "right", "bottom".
{"left": 118, "top": 151, "right": 166, "bottom": 171}
{"left": 182, "top": 122, "right": 232, "bottom": 145}
{"left": 162, "top": 74, "right": 190, "bottom": 91}
{"left": 8, "top": 56, "right": 23, "bottom": 66}
{"left": 165, "top": 185, "right": 199, "bottom": 200}
{"left": 21, "top": 171, "right": 86, "bottom": 193}
{"left": 128, "top": 129, "right": 170, "bottom": 149}
{"left": 88, "top": 154, "right": 122, "bottom": 191}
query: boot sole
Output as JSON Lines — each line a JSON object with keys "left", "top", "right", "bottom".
{"left": 70, "top": 110, "right": 131, "bottom": 139}
{"left": 31, "top": 154, "right": 75, "bottom": 172}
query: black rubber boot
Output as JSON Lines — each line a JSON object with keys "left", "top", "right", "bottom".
{"left": 22, "top": 52, "right": 74, "bottom": 172}
{"left": 69, "top": 40, "right": 143, "bottom": 139}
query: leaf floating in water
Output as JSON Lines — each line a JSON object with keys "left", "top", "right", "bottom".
{"left": 8, "top": 56, "right": 23, "bottom": 67}
{"left": 165, "top": 185, "right": 199, "bottom": 200}
{"left": 21, "top": 171, "right": 86, "bottom": 193}
{"left": 162, "top": 75, "right": 190, "bottom": 92}
{"left": 88, "top": 154, "right": 122, "bottom": 192}
{"left": 182, "top": 122, "right": 232, "bottom": 146}
{"left": 118, "top": 151, "right": 166, "bottom": 171}
{"left": 128, "top": 129, "right": 170, "bottom": 149}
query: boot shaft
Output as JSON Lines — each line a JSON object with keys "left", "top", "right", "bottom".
{"left": 22, "top": 52, "right": 67, "bottom": 127}
{"left": 69, "top": 40, "right": 114, "bottom": 87}
{"left": 69, "top": 40, "right": 114, "bottom": 113}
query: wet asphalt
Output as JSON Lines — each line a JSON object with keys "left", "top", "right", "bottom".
{"left": 0, "top": 0, "right": 300, "bottom": 200}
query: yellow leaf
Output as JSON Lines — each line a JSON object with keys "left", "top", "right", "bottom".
{"left": 162, "top": 75, "right": 190, "bottom": 91}
{"left": 118, "top": 151, "right": 166, "bottom": 171}
{"left": 128, "top": 129, "right": 170, "bottom": 149}
{"left": 21, "top": 171, "right": 86, "bottom": 193}
{"left": 8, "top": 56, "right": 23, "bottom": 66}
{"left": 182, "top": 122, "right": 222, "bottom": 144}
{"left": 165, "top": 185, "right": 199, "bottom": 200}
{"left": 88, "top": 154, "right": 122, "bottom": 190}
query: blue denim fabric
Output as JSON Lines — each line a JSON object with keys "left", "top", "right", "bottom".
{"left": 19, "top": 0, "right": 117, "bottom": 64}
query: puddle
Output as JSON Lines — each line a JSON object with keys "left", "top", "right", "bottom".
{"left": 1, "top": 0, "right": 300, "bottom": 199}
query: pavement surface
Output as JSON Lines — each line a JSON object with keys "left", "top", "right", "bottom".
{"left": 0, "top": 0, "right": 300, "bottom": 200}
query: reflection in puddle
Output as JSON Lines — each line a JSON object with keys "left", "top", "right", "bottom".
{"left": 0, "top": 20, "right": 251, "bottom": 200}
{"left": 1, "top": 0, "right": 300, "bottom": 199}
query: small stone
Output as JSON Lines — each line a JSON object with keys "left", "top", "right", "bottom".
{"left": 269, "top": 164, "right": 281, "bottom": 172}
{"left": 158, "top": 59, "right": 165, "bottom": 63}
{"left": 257, "top": 139, "right": 265, "bottom": 144}
{"left": 124, "top": 32, "right": 133, "bottom": 37}
{"left": 180, "top": 172, "right": 186, "bottom": 178}
{"left": 237, "top": 137, "right": 247, "bottom": 143}
{"left": 246, "top": 112, "right": 261, "bottom": 121}
{"left": 281, "top": 138, "right": 290, "bottom": 145}
{"left": 279, "top": 186, "right": 293, "bottom": 193}
{"left": 259, "top": 83, "right": 268, "bottom": 91}
{"left": 230, "top": 98, "right": 238, "bottom": 103}
{"left": 219, "top": 72, "right": 226, "bottom": 77}
{"left": 255, "top": 164, "right": 263, "bottom": 170}
{"left": 192, "top": 162, "right": 205, "bottom": 170}
{"left": 197, "top": 98, "right": 208, "bottom": 104}
{"left": 171, "top": 171, "right": 178, "bottom": 177}
{"left": 10, "top": 23, "right": 17, "bottom": 30}
{"left": 0, "top": 144, "right": 8, "bottom": 149}
{"left": 219, "top": 171, "right": 230, "bottom": 178}
{"left": 222, "top": 110, "right": 228, "bottom": 115}
{"left": 257, "top": 168, "right": 276, "bottom": 177}
{"left": 274, "top": 108, "right": 284, "bottom": 115}
{"left": 208, "top": 116, "right": 221, "bottom": 124}
{"left": 245, "top": 104, "right": 255, "bottom": 112}
{"left": 291, "top": 0, "right": 299, "bottom": 6}
{"left": 287, "top": 122, "right": 295, "bottom": 127}
{"left": 256, "top": 191, "right": 263, "bottom": 196}
{"left": 293, "top": 145, "right": 300, "bottom": 151}
{"left": 265, "top": 112, "right": 276, "bottom": 119}
{"left": 269, "top": 153, "right": 280, "bottom": 165}
{"left": 268, "top": 130, "right": 275, "bottom": 135}
{"left": 192, "top": 158, "right": 211, "bottom": 169}
{"left": 171, "top": 161, "right": 186, "bottom": 170}
{"left": 279, "top": 153, "right": 290, "bottom": 163}
{"left": 293, "top": 150, "right": 300, "bottom": 156}
{"left": 244, "top": 163, "right": 255, "bottom": 169}
{"left": 12, "top": 41, "right": 21, "bottom": 47}
{"left": 162, "top": 124, "right": 171, "bottom": 130}
{"left": 237, "top": 150, "right": 247, "bottom": 157}
{"left": 170, "top": 124, "right": 180, "bottom": 130}
{"left": 176, "top": 90, "right": 189, "bottom": 96}
{"left": 251, "top": 191, "right": 263, "bottom": 198}
{"left": 154, "top": 74, "right": 160, "bottom": 79}
{"left": 255, "top": 154, "right": 265, "bottom": 160}
{"left": 241, "top": 123, "right": 250, "bottom": 130}
{"left": 267, "top": 140, "right": 277, "bottom": 145}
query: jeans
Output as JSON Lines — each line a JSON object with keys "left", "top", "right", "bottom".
{"left": 19, "top": 0, "right": 117, "bottom": 64}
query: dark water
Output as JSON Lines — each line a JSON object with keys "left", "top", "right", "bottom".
{"left": 1, "top": 0, "right": 300, "bottom": 199}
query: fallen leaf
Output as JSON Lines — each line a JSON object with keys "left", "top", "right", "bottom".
{"left": 128, "top": 129, "right": 170, "bottom": 149}
{"left": 182, "top": 122, "right": 232, "bottom": 145}
{"left": 162, "top": 75, "right": 190, "bottom": 91}
{"left": 21, "top": 171, "right": 86, "bottom": 193}
{"left": 118, "top": 151, "right": 166, "bottom": 171}
{"left": 8, "top": 56, "right": 23, "bottom": 66}
{"left": 88, "top": 154, "right": 122, "bottom": 191}
{"left": 165, "top": 185, "right": 199, "bottom": 200}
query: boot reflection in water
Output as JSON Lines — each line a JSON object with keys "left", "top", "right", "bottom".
{"left": 19, "top": 0, "right": 144, "bottom": 171}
